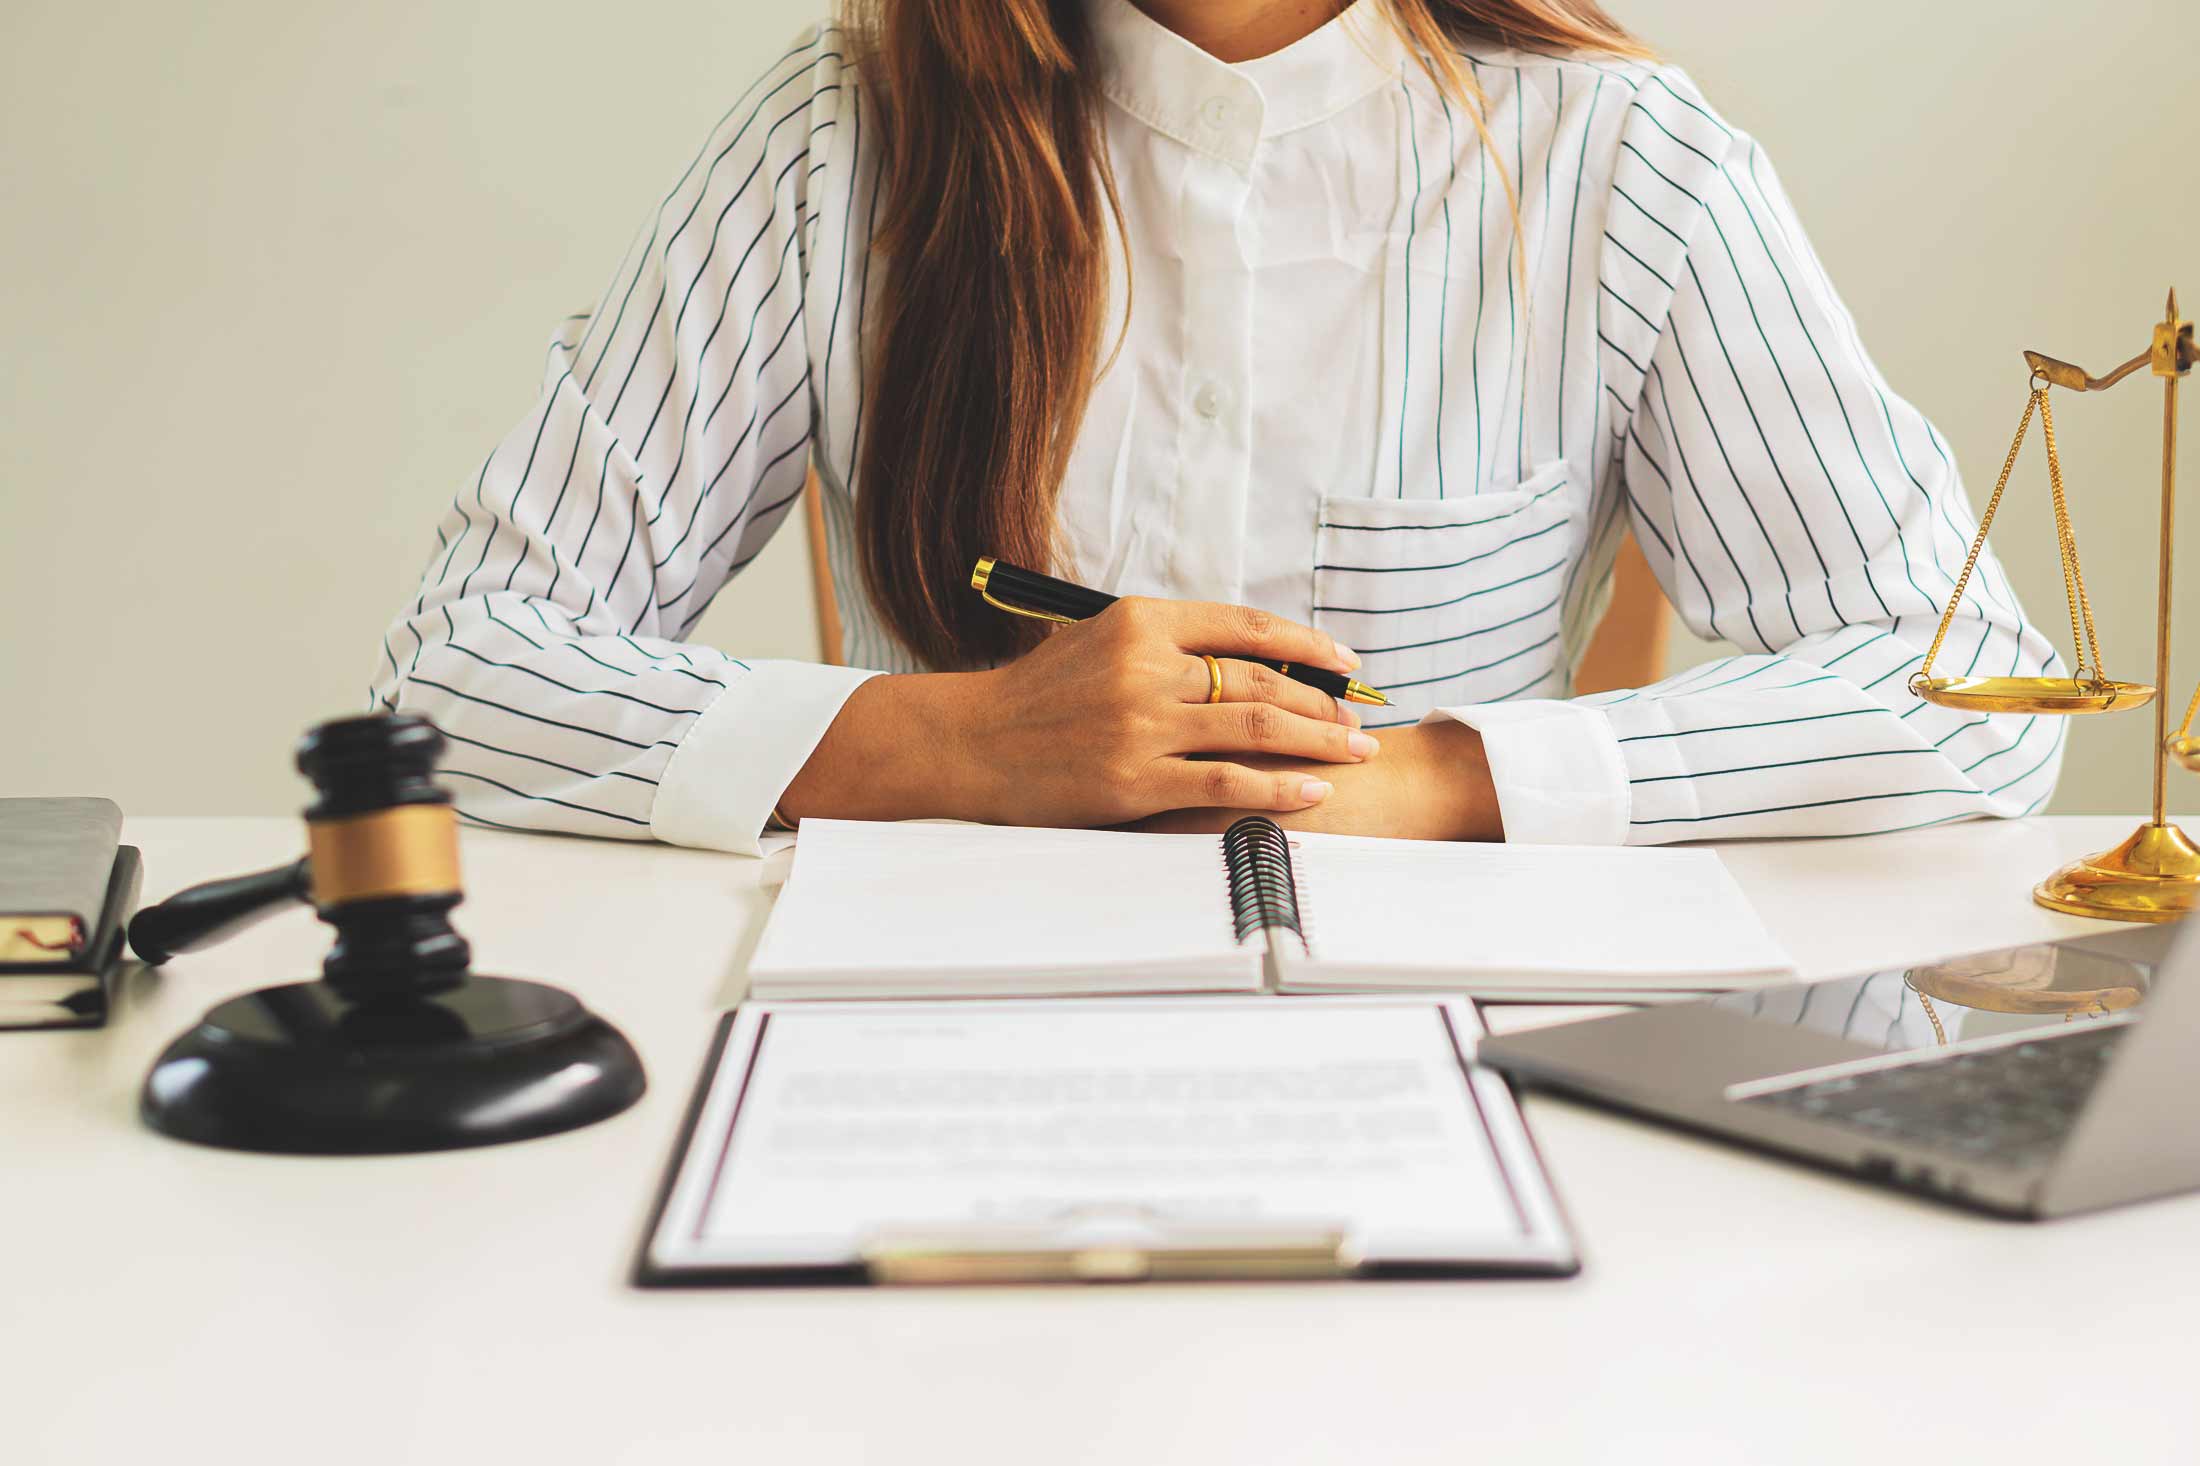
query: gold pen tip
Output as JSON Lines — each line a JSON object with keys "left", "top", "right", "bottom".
{"left": 1346, "top": 681, "right": 1388, "bottom": 707}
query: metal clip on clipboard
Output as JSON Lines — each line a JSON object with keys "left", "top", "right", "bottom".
{"left": 860, "top": 1210, "right": 1360, "bottom": 1285}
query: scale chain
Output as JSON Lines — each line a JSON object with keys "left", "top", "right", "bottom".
{"left": 2038, "top": 389, "right": 2106, "bottom": 685}
{"left": 1913, "top": 385, "right": 2106, "bottom": 691}
{"left": 1915, "top": 389, "right": 2036, "bottom": 685}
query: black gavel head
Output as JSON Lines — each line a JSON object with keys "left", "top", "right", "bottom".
{"left": 295, "top": 715, "right": 472, "bottom": 1000}
{"left": 297, "top": 713, "right": 450, "bottom": 819}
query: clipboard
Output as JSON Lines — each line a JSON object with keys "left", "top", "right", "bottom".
{"left": 632, "top": 995, "right": 1580, "bottom": 1287}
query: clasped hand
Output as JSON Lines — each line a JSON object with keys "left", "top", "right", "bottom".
{"left": 783, "top": 597, "right": 1498, "bottom": 840}
{"left": 959, "top": 597, "right": 1376, "bottom": 826}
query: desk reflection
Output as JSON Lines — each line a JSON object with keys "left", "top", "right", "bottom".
{"left": 1711, "top": 926, "right": 2175, "bottom": 1054}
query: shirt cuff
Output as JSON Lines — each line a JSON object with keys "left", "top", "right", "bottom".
{"left": 651, "top": 661, "right": 879, "bottom": 856}
{"left": 1423, "top": 699, "right": 1630, "bottom": 846}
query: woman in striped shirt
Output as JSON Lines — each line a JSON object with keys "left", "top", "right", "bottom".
{"left": 373, "top": 0, "right": 2061, "bottom": 853}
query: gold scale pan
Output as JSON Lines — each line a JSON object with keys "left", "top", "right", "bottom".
{"left": 1910, "top": 291, "right": 2200, "bottom": 923}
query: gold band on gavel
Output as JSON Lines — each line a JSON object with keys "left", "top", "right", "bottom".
{"left": 305, "top": 804, "right": 462, "bottom": 907}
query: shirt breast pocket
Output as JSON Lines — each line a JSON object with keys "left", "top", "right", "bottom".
{"left": 1312, "top": 462, "right": 1576, "bottom": 722}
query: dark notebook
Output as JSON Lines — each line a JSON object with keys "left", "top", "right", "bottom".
{"left": 1, "top": 798, "right": 142, "bottom": 1029}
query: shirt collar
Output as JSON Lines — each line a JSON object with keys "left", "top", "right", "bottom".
{"left": 1089, "top": 0, "right": 1408, "bottom": 168}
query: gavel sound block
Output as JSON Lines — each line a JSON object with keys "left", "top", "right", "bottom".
{"left": 132, "top": 714, "right": 646, "bottom": 1155}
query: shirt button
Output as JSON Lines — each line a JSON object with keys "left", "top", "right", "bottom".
{"left": 1193, "top": 383, "right": 1225, "bottom": 421}
{"left": 1200, "top": 96, "right": 1233, "bottom": 130}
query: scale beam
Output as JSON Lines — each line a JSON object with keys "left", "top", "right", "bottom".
{"left": 2022, "top": 347, "right": 2154, "bottom": 394}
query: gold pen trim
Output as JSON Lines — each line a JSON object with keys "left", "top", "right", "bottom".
{"left": 978, "top": 589, "right": 1076, "bottom": 625}
{"left": 1271, "top": 661, "right": 1388, "bottom": 707}
{"left": 971, "top": 555, "right": 1076, "bottom": 625}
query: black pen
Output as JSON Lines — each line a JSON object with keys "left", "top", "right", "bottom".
{"left": 971, "top": 556, "right": 1389, "bottom": 707}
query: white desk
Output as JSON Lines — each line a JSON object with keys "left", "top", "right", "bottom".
{"left": 5, "top": 815, "right": 2190, "bottom": 1465}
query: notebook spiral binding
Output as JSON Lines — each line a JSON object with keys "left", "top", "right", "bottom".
{"left": 1222, "top": 816, "right": 1308, "bottom": 956}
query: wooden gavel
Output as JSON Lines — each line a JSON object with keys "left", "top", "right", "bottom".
{"left": 134, "top": 713, "right": 645, "bottom": 1155}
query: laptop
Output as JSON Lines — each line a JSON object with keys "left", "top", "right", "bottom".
{"left": 1479, "top": 925, "right": 2198, "bottom": 1219}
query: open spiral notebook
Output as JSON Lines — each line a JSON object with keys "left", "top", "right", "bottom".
{"left": 747, "top": 818, "right": 1795, "bottom": 1002}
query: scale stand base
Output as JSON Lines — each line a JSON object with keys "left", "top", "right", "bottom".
{"left": 141, "top": 976, "right": 646, "bottom": 1155}
{"left": 2034, "top": 821, "right": 2200, "bottom": 924}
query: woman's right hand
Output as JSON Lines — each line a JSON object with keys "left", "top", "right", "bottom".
{"left": 778, "top": 598, "right": 1379, "bottom": 829}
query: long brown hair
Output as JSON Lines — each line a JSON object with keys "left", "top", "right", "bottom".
{"left": 848, "top": 0, "right": 1649, "bottom": 670}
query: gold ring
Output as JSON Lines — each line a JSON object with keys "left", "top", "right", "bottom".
{"left": 1203, "top": 654, "right": 1223, "bottom": 704}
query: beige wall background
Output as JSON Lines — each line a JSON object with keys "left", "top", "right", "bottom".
{"left": 4, "top": 0, "right": 2194, "bottom": 819}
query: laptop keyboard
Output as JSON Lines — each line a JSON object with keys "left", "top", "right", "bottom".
{"left": 1743, "top": 1024, "right": 2129, "bottom": 1171}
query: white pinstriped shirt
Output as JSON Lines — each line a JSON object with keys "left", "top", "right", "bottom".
{"left": 372, "top": 0, "right": 2063, "bottom": 855}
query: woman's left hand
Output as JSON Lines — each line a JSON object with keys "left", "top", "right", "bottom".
{"left": 1130, "top": 721, "right": 1504, "bottom": 840}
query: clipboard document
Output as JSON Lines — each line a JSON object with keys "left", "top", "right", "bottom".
{"left": 639, "top": 996, "right": 1576, "bottom": 1284}
{"left": 747, "top": 818, "right": 1793, "bottom": 1001}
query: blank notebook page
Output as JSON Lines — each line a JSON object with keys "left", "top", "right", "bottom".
{"left": 748, "top": 820, "right": 1258, "bottom": 994}
{"left": 1288, "top": 835, "right": 1792, "bottom": 985}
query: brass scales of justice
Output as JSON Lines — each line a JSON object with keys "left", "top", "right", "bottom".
{"left": 1910, "top": 289, "right": 2200, "bottom": 928}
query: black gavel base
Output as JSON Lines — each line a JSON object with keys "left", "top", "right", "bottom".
{"left": 141, "top": 974, "right": 646, "bottom": 1155}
